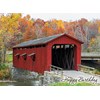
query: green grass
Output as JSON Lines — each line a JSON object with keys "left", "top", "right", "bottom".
{"left": 0, "top": 82, "right": 8, "bottom": 86}
{"left": 75, "top": 82, "right": 95, "bottom": 86}
{"left": 6, "top": 54, "right": 13, "bottom": 62}
{"left": 50, "top": 82, "right": 71, "bottom": 86}
{"left": 50, "top": 82, "right": 97, "bottom": 86}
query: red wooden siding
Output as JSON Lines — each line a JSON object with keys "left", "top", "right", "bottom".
{"left": 13, "top": 46, "right": 47, "bottom": 74}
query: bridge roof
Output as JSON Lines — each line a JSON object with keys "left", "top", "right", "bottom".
{"left": 13, "top": 33, "right": 83, "bottom": 48}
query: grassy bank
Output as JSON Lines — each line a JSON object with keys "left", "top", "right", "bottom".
{"left": 6, "top": 53, "right": 13, "bottom": 63}
{"left": 79, "top": 64, "right": 100, "bottom": 75}
{"left": 95, "top": 69, "right": 100, "bottom": 75}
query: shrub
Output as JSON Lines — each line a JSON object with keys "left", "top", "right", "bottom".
{"left": 95, "top": 69, "right": 100, "bottom": 75}
{"left": 0, "top": 63, "right": 11, "bottom": 80}
{"left": 0, "top": 63, "right": 8, "bottom": 70}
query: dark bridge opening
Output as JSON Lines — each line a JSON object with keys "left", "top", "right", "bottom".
{"left": 52, "top": 44, "right": 75, "bottom": 70}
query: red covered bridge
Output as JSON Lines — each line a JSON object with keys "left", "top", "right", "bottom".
{"left": 13, "top": 33, "right": 83, "bottom": 74}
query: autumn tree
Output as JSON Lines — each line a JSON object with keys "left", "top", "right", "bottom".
{"left": 33, "top": 19, "right": 45, "bottom": 38}
{"left": 0, "top": 13, "right": 21, "bottom": 63}
{"left": 0, "top": 13, "right": 100, "bottom": 64}
{"left": 42, "top": 21, "right": 54, "bottom": 36}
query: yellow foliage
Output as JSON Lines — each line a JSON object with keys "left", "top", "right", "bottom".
{"left": 57, "top": 20, "right": 64, "bottom": 29}
{"left": 89, "top": 38, "right": 95, "bottom": 46}
{"left": 45, "top": 22, "right": 49, "bottom": 27}
{"left": 98, "top": 26, "right": 100, "bottom": 33}
{"left": 0, "top": 13, "right": 21, "bottom": 34}
{"left": 0, "top": 13, "right": 21, "bottom": 49}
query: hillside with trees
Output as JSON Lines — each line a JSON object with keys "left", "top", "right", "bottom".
{"left": 0, "top": 13, "right": 100, "bottom": 63}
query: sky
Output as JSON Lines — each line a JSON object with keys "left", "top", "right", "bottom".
{"left": 23, "top": 13, "right": 100, "bottom": 21}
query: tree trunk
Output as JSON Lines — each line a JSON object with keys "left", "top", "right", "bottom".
{"left": 3, "top": 46, "right": 6, "bottom": 63}
{"left": 2, "top": 35, "right": 7, "bottom": 63}
{"left": 0, "top": 50, "right": 2, "bottom": 63}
